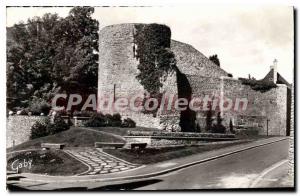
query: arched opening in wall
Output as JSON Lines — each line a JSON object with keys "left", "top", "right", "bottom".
{"left": 176, "top": 68, "right": 196, "bottom": 132}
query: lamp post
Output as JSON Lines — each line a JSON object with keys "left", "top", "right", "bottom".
{"left": 113, "top": 84, "right": 116, "bottom": 103}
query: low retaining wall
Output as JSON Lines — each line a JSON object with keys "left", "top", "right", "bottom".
{"left": 124, "top": 132, "right": 237, "bottom": 148}
{"left": 6, "top": 115, "right": 47, "bottom": 148}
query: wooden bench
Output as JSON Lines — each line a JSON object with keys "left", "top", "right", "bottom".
{"left": 131, "top": 143, "right": 147, "bottom": 149}
{"left": 41, "top": 143, "right": 65, "bottom": 150}
{"left": 94, "top": 142, "right": 124, "bottom": 149}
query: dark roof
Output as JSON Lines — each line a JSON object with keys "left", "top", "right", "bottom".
{"left": 262, "top": 68, "right": 291, "bottom": 88}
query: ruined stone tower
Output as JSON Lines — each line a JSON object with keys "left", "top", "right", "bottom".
{"left": 97, "top": 23, "right": 227, "bottom": 131}
{"left": 97, "top": 23, "right": 177, "bottom": 130}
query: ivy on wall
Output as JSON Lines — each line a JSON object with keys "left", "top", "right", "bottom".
{"left": 133, "top": 24, "right": 176, "bottom": 99}
{"left": 239, "top": 78, "right": 277, "bottom": 93}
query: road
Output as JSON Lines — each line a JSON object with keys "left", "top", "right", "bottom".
{"left": 135, "top": 138, "right": 289, "bottom": 190}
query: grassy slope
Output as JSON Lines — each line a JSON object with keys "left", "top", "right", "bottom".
{"left": 7, "top": 150, "right": 88, "bottom": 176}
{"left": 7, "top": 127, "right": 125, "bottom": 152}
{"left": 105, "top": 141, "right": 250, "bottom": 165}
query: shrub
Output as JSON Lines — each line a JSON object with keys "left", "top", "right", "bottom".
{"left": 30, "top": 116, "right": 70, "bottom": 139}
{"left": 66, "top": 117, "right": 73, "bottom": 126}
{"left": 239, "top": 78, "right": 277, "bottom": 92}
{"left": 205, "top": 104, "right": 214, "bottom": 131}
{"left": 121, "top": 118, "right": 136, "bottom": 128}
{"left": 104, "top": 113, "right": 122, "bottom": 127}
{"left": 46, "top": 116, "right": 70, "bottom": 135}
{"left": 17, "top": 109, "right": 29, "bottom": 115}
{"left": 83, "top": 112, "right": 123, "bottom": 127}
{"left": 55, "top": 110, "right": 68, "bottom": 116}
{"left": 84, "top": 113, "right": 106, "bottom": 127}
{"left": 111, "top": 113, "right": 122, "bottom": 127}
{"left": 211, "top": 112, "right": 226, "bottom": 134}
{"left": 112, "top": 113, "right": 121, "bottom": 121}
{"left": 28, "top": 98, "right": 51, "bottom": 115}
{"left": 102, "top": 114, "right": 112, "bottom": 126}
{"left": 30, "top": 118, "right": 50, "bottom": 139}
{"left": 212, "top": 124, "right": 226, "bottom": 134}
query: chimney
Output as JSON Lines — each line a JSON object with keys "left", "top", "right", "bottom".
{"left": 270, "top": 59, "right": 278, "bottom": 83}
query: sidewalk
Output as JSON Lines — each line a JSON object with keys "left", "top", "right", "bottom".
{"left": 9, "top": 136, "right": 288, "bottom": 185}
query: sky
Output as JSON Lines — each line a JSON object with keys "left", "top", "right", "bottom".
{"left": 6, "top": 6, "right": 294, "bottom": 83}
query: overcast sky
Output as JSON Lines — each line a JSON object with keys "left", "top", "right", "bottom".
{"left": 6, "top": 6, "right": 294, "bottom": 83}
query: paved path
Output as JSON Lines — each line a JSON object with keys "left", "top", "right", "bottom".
{"left": 65, "top": 148, "right": 139, "bottom": 175}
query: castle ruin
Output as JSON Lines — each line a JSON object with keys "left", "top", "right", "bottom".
{"left": 98, "top": 23, "right": 291, "bottom": 136}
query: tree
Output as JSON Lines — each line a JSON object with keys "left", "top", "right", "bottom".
{"left": 229, "top": 119, "right": 234, "bottom": 134}
{"left": 7, "top": 7, "right": 99, "bottom": 111}
{"left": 7, "top": 15, "right": 60, "bottom": 109}
{"left": 216, "top": 112, "right": 222, "bottom": 126}
{"left": 53, "top": 7, "right": 99, "bottom": 90}
{"left": 212, "top": 112, "right": 226, "bottom": 133}
{"left": 209, "top": 54, "right": 220, "bottom": 67}
{"left": 196, "top": 123, "right": 201, "bottom": 132}
{"left": 205, "top": 103, "right": 213, "bottom": 131}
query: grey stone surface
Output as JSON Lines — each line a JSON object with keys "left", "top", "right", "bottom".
{"left": 6, "top": 116, "right": 47, "bottom": 148}
{"left": 66, "top": 148, "right": 139, "bottom": 175}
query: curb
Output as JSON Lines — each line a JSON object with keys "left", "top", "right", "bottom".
{"left": 21, "top": 137, "right": 288, "bottom": 183}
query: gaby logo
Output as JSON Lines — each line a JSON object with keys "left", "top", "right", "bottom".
{"left": 11, "top": 159, "right": 33, "bottom": 173}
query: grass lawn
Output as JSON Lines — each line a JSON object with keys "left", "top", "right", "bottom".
{"left": 89, "top": 126, "right": 160, "bottom": 136}
{"left": 7, "top": 150, "right": 88, "bottom": 176}
{"left": 104, "top": 141, "right": 250, "bottom": 165}
{"left": 7, "top": 127, "right": 125, "bottom": 152}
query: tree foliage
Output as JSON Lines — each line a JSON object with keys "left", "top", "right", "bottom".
{"left": 212, "top": 112, "right": 226, "bottom": 133}
{"left": 30, "top": 116, "right": 69, "bottom": 139}
{"left": 239, "top": 78, "right": 277, "bottom": 92}
{"left": 7, "top": 7, "right": 99, "bottom": 110}
{"left": 205, "top": 103, "right": 214, "bottom": 131}
{"left": 209, "top": 54, "right": 220, "bottom": 67}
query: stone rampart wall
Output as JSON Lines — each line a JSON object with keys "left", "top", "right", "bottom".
{"left": 6, "top": 115, "right": 46, "bottom": 148}
{"left": 187, "top": 75, "right": 287, "bottom": 135}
